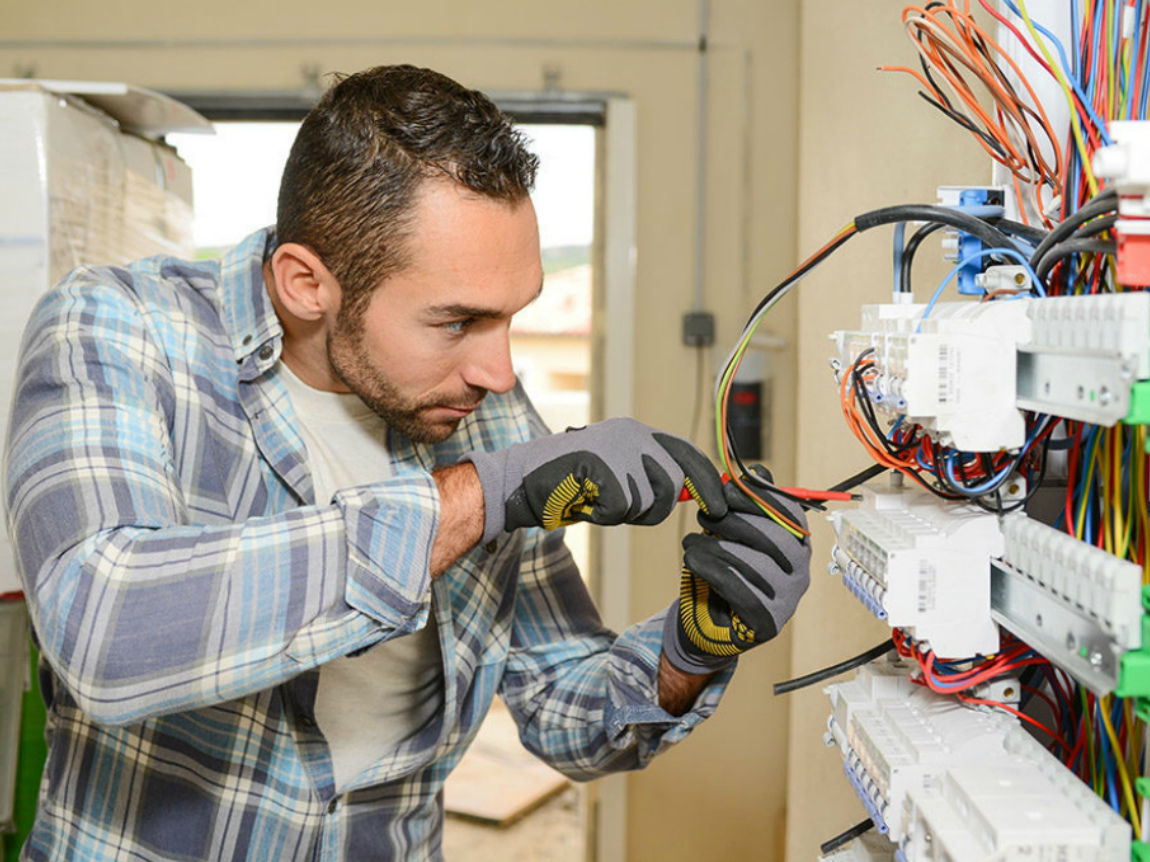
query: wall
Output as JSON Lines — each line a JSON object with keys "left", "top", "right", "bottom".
{"left": 785, "top": 3, "right": 991, "bottom": 860}
{"left": 0, "top": 2, "right": 802, "bottom": 860}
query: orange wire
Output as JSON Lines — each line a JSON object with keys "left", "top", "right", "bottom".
{"left": 881, "top": 1, "right": 1063, "bottom": 208}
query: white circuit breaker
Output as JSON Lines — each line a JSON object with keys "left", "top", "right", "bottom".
{"left": 832, "top": 299, "right": 1033, "bottom": 452}
{"left": 829, "top": 484, "right": 1004, "bottom": 657}
{"left": 824, "top": 658, "right": 1132, "bottom": 860}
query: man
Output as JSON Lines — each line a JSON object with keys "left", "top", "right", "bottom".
{"left": 5, "top": 65, "right": 810, "bottom": 860}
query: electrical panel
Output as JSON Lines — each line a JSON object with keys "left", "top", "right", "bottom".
{"left": 832, "top": 300, "right": 1032, "bottom": 452}
{"left": 739, "top": 4, "right": 1150, "bottom": 858}
{"left": 829, "top": 485, "right": 1002, "bottom": 657}
{"left": 824, "top": 659, "right": 1131, "bottom": 861}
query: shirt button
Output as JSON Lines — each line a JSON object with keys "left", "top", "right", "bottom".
{"left": 257, "top": 344, "right": 274, "bottom": 361}
{"left": 242, "top": 334, "right": 253, "bottom": 346}
{"left": 327, "top": 799, "right": 338, "bottom": 815}
{"left": 299, "top": 715, "right": 316, "bottom": 729}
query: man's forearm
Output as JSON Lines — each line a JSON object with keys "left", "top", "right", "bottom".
{"left": 657, "top": 653, "right": 714, "bottom": 716}
{"left": 430, "top": 463, "right": 486, "bottom": 576}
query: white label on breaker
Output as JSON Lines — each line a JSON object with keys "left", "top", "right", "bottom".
{"left": 937, "top": 343, "right": 959, "bottom": 405}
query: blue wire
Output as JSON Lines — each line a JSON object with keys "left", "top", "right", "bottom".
{"left": 999, "top": 0, "right": 1113, "bottom": 146}
{"left": 1115, "top": 0, "right": 1127, "bottom": 107}
{"left": 1129, "top": 0, "right": 1145, "bottom": 120}
{"left": 1071, "top": 0, "right": 1081, "bottom": 79}
{"left": 943, "top": 452, "right": 1014, "bottom": 495}
{"left": 893, "top": 222, "right": 906, "bottom": 295}
{"left": 916, "top": 246, "right": 1046, "bottom": 334}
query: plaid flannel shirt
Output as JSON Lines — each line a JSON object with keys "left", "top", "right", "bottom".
{"left": 5, "top": 229, "right": 730, "bottom": 861}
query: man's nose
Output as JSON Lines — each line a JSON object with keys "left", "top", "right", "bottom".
{"left": 464, "top": 329, "right": 517, "bottom": 395}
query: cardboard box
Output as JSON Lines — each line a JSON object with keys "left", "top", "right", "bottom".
{"left": 0, "top": 81, "right": 205, "bottom": 594}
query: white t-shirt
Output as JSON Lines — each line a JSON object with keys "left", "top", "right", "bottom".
{"left": 279, "top": 363, "right": 442, "bottom": 791}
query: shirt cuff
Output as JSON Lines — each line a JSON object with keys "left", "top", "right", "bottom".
{"left": 603, "top": 610, "right": 735, "bottom": 760}
{"left": 333, "top": 468, "right": 440, "bottom": 631}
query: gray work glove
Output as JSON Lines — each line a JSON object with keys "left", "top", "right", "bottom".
{"left": 662, "top": 466, "right": 812, "bottom": 675}
{"left": 464, "top": 418, "right": 728, "bottom": 544}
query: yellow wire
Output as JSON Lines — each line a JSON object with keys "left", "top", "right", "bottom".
{"left": 1076, "top": 431, "right": 1103, "bottom": 539}
{"left": 1120, "top": 428, "right": 1135, "bottom": 561}
{"left": 1136, "top": 429, "right": 1150, "bottom": 582}
{"left": 1099, "top": 694, "right": 1144, "bottom": 840}
{"left": 1016, "top": 0, "right": 1100, "bottom": 196}
{"left": 715, "top": 221, "right": 855, "bottom": 540}
{"left": 1105, "top": 0, "right": 1117, "bottom": 121}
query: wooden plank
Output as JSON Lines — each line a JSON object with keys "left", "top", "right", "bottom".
{"left": 444, "top": 699, "right": 570, "bottom": 827}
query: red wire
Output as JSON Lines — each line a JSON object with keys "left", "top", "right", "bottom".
{"left": 956, "top": 693, "right": 1071, "bottom": 750}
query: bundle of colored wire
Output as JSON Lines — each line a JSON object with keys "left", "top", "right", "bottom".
{"left": 891, "top": 628, "right": 1070, "bottom": 747}
{"left": 882, "top": 1, "right": 1063, "bottom": 223}
{"left": 863, "top": 0, "right": 1150, "bottom": 836}
{"left": 715, "top": 204, "right": 1024, "bottom": 534}
{"left": 712, "top": 221, "right": 859, "bottom": 538}
{"left": 837, "top": 346, "right": 1054, "bottom": 509}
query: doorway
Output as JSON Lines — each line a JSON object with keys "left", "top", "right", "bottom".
{"left": 167, "top": 109, "right": 599, "bottom": 862}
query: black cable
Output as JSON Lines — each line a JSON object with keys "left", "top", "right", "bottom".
{"left": 1074, "top": 212, "right": 1117, "bottom": 239}
{"left": 727, "top": 202, "right": 1024, "bottom": 481}
{"left": 818, "top": 819, "right": 876, "bottom": 856}
{"left": 1035, "top": 238, "right": 1117, "bottom": 284}
{"left": 741, "top": 229, "right": 857, "bottom": 324}
{"left": 1028, "top": 189, "right": 1118, "bottom": 268}
{"left": 994, "top": 218, "right": 1047, "bottom": 244}
{"left": 828, "top": 463, "right": 889, "bottom": 493}
{"left": 773, "top": 639, "right": 895, "bottom": 695}
{"left": 854, "top": 204, "right": 1018, "bottom": 253}
{"left": 899, "top": 221, "right": 945, "bottom": 293}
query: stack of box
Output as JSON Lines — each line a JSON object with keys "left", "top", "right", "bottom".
{"left": 0, "top": 78, "right": 206, "bottom": 836}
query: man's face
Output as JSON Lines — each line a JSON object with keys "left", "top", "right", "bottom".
{"left": 326, "top": 180, "right": 543, "bottom": 444}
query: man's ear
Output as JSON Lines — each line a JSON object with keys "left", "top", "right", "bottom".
{"left": 268, "top": 243, "right": 340, "bottom": 321}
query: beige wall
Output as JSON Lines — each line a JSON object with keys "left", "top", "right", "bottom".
{"left": 2, "top": 1, "right": 990, "bottom": 858}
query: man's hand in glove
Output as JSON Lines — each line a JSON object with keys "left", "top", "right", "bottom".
{"left": 662, "top": 466, "right": 812, "bottom": 676}
{"left": 463, "top": 418, "right": 728, "bottom": 544}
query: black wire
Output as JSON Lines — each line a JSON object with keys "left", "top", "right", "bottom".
{"left": 819, "top": 820, "right": 876, "bottom": 856}
{"left": 827, "top": 463, "right": 889, "bottom": 493}
{"left": 1074, "top": 212, "right": 1117, "bottom": 239}
{"left": 994, "top": 218, "right": 1047, "bottom": 244}
{"left": 853, "top": 204, "right": 1018, "bottom": 253}
{"left": 1028, "top": 189, "right": 1118, "bottom": 268}
{"left": 915, "top": 91, "right": 1009, "bottom": 159}
{"left": 899, "top": 221, "right": 945, "bottom": 293}
{"left": 727, "top": 201, "right": 1023, "bottom": 479}
{"left": 773, "top": 639, "right": 895, "bottom": 695}
{"left": 741, "top": 229, "right": 857, "bottom": 324}
{"left": 737, "top": 467, "right": 828, "bottom": 513}
{"left": 1035, "top": 238, "right": 1117, "bottom": 284}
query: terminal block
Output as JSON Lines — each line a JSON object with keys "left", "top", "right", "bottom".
{"left": 1017, "top": 291, "right": 1150, "bottom": 425}
{"left": 824, "top": 659, "right": 1132, "bottom": 860}
{"left": 832, "top": 299, "right": 1032, "bottom": 451}
{"left": 990, "top": 514, "right": 1144, "bottom": 695}
{"left": 829, "top": 484, "right": 1003, "bottom": 657}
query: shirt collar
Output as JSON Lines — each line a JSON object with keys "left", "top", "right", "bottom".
{"left": 219, "top": 227, "right": 284, "bottom": 380}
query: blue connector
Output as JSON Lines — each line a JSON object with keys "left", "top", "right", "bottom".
{"left": 842, "top": 758, "right": 889, "bottom": 835}
{"left": 954, "top": 188, "right": 997, "bottom": 296}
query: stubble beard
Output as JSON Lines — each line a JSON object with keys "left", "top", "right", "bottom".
{"left": 326, "top": 309, "right": 484, "bottom": 445}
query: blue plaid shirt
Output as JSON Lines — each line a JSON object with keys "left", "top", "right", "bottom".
{"left": 5, "top": 229, "right": 730, "bottom": 861}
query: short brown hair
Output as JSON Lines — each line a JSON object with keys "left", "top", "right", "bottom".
{"left": 276, "top": 65, "right": 539, "bottom": 317}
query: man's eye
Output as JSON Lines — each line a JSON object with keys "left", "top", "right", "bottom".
{"left": 442, "top": 318, "right": 473, "bottom": 335}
